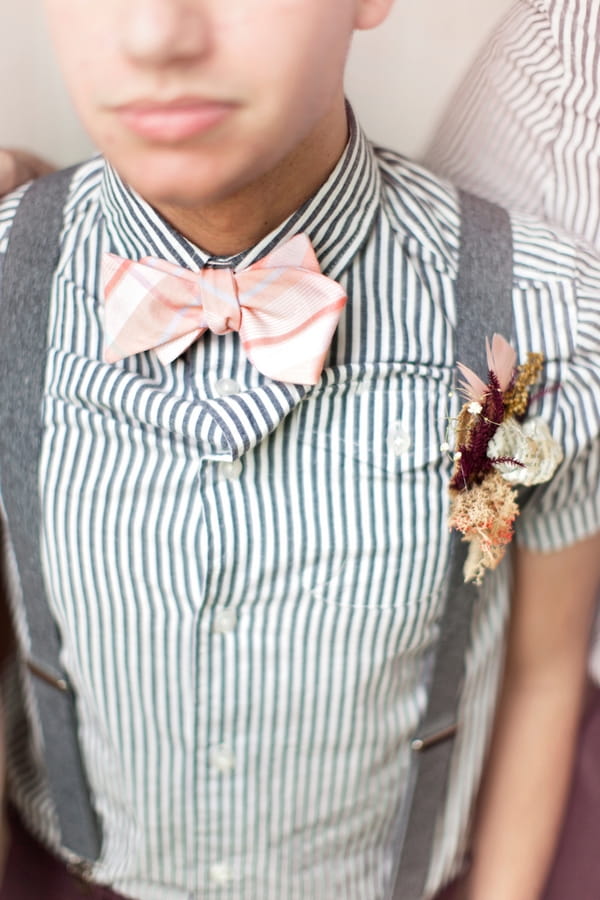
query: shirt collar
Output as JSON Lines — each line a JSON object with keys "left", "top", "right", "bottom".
{"left": 100, "top": 105, "right": 382, "bottom": 281}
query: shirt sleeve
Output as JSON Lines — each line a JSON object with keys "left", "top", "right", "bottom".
{"left": 515, "top": 236, "right": 600, "bottom": 552}
{"left": 426, "top": 0, "right": 600, "bottom": 249}
{"left": 424, "top": 1, "right": 559, "bottom": 211}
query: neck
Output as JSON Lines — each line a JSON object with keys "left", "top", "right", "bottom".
{"left": 155, "top": 103, "right": 349, "bottom": 257}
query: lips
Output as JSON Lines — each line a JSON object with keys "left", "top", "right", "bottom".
{"left": 115, "top": 98, "right": 233, "bottom": 141}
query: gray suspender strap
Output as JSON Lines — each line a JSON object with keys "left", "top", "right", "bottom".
{"left": 0, "top": 168, "right": 102, "bottom": 861}
{"left": 390, "top": 191, "right": 513, "bottom": 899}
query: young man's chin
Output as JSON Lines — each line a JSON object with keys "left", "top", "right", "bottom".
{"left": 105, "top": 145, "right": 240, "bottom": 208}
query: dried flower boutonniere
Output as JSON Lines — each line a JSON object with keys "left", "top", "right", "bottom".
{"left": 447, "top": 334, "right": 563, "bottom": 584}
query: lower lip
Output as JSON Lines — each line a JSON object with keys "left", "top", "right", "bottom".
{"left": 117, "top": 102, "right": 232, "bottom": 141}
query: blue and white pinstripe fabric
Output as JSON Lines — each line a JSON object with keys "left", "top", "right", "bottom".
{"left": 426, "top": 0, "right": 600, "bottom": 250}
{"left": 1, "top": 113, "right": 599, "bottom": 900}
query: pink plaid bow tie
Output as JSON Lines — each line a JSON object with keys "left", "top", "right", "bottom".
{"left": 101, "top": 234, "right": 347, "bottom": 384}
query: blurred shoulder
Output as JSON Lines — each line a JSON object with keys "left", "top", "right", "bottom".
{"left": 0, "top": 156, "right": 105, "bottom": 258}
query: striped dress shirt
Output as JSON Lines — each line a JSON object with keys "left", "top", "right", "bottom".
{"left": 1, "top": 111, "right": 599, "bottom": 900}
{"left": 426, "top": 0, "right": 600, "bottom": 249}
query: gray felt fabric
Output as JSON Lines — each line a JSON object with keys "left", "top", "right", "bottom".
{"left": 389, "top": 191, "right": 513, "bottom": 899}
{"left": 0, "top": 168, "right": 102, "bottom": 861}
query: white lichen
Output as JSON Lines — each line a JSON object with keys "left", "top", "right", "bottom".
{"left": 487, "top": 417, "right": 563, "bottom": 486}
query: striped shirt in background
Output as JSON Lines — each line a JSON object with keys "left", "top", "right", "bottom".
{"left": 426, "top": 0, "right": 600, "bottom": 249}
{"left": 0, "top": 110, "right": 599, "bottom": 900}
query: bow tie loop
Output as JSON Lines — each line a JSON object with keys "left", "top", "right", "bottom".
{"left": 101, "top": 233, "right": 347, "bottom": 384}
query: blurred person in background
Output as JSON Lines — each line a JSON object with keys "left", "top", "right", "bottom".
{"left": 427, "top": 3, "right": 600, "bottom": 898}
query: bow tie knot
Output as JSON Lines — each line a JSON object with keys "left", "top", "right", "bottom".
{"left": 101, "top": 234, "right": 347, "bottom": 384}
{"left": 141, "top": 257, "right": 242, "bottom": 334}
{"left": 201, "top": 268, "right": 242, "bottom": 334}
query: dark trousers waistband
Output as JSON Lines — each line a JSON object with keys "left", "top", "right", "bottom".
{"left": 0, "top": 808, "right": 128, "bottom": 900}
{"left": 1, "top": 803, "right": 467, "bottom": 900}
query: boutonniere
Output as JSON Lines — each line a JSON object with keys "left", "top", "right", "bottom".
{"left": 447, "top": 334, "right": 563, "bottom": 584}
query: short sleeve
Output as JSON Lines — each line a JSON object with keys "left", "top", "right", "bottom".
{"left": 515, "top": 238, "right": 600, "bottom": 551}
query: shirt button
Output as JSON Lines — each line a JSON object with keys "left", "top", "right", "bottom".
{"left": 388, "top": 421, "right": 411, "bottom": 456}
{"left": 209, "top": 744, "right": 236, "bottom": 774}
{"left": 213, "top": 608, "right": 238, "bottom": 634}
{"left": 220, "top": 459, "right": 243, "bottom": 480}
{"left": 209, "top": 862, "right": 234, "bottom": 885}
{"left": 215, "top": 377, "right": 240, "bottom": 397}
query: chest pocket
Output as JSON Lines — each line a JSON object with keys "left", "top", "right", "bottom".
{"left": 292, "top": 363, "right": 455, "bottom": 613}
